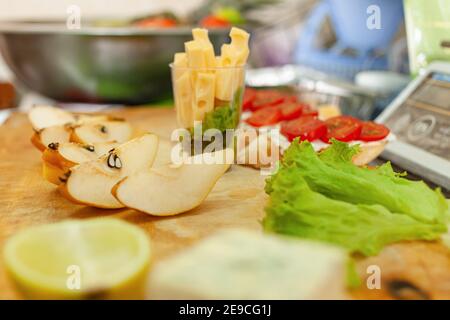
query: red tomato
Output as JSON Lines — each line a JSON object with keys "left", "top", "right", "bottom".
{"left": 200, "top": 15, "right": 231, "bottom": 28}
{"left": 250, "top": 90, "right": 284, "bottom": 111}
{"left": 280, "top": 116, "right": 327, "bottom": 142}
{"left": 360, "top": 122, "right": 390, "bottom": 141}
{"left": 302, "top": 105, "right": 319, "bottom": 117}
{"left": 246, "top": 107, "right": 282, "bottom": 127}
{"left": 242, "top": 88, "right": 257, "bottom": 111}
{"left": 321, "top": 116, "right": 362, "bottom": 143}
{"left": 135, "top": 17, "right": 177, "bottom": 28}
{"left": 282, "top": 95, "right": 299, "bottom": 103}
{"left": 278, "top": 102, "right": 303, "bottom": 120}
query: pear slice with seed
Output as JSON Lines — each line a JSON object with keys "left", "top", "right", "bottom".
{"left": 112, "top": 149, "right": 232, "bottom": 216}
{"left": 31, "top": 125, "right": 72, "bottom": 152}
{"left": 71, "top": 120, "right": 133, "bottom": 144}
{"left": 59, "top": 133, "right": 159, "bottom": 208}
{"left": 42, "top": 141, "right": 120, "bottom": 185}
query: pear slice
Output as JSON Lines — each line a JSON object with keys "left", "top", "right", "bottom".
{"left": 71, "top": 120, "right": 133, "bottom": 144}
{"left": 43, "top": 141, "right": 120, "bottom": 168}
{"left": 31, "top": 125, "right": 72, "bottom": 152}
{"left": 42, "top": 141, "right": 120, "bottom": 185}
{"left": 28, "top": 106, "right": 76, "bottom": 131}
{"left": 42, "top": 161, "right": 66, "bottom": 185}
{"left": 152, "top": 139, "right": 178, "bottom": 168}
{"left": 75, "top": 114, "right": 114, "bottom": 124}
{"left": 60, "top": 133, "right": 159, "bottom": 208}
{"left": 113, "top": 149, "right": 233, "bottom": 216}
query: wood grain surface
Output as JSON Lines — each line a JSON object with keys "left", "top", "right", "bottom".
{"left": 0, "top": 107, "right": 449, "bottom": 300}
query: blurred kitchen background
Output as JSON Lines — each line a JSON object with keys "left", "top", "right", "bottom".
{"left": 0, "top": 0, "right": 449, "bottom": 120}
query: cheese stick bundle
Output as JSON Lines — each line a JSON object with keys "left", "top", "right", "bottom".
{"left": 171, "top": 27, "right": 250, "bottom": 130}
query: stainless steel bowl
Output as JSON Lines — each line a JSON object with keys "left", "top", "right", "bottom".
{"left": 0, "top": 22, "right": 229, "bottom": 104}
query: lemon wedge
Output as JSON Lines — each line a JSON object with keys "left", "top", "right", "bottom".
{"left": 3, "top": 219, "right": 151, "bottom": 299}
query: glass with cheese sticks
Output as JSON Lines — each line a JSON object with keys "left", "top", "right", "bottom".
{"left": 170, "top": 27, "right": 249, "bottom": 142}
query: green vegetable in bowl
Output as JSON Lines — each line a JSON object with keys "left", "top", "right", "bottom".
{"left": 203, "top": 104, "right": 239, "bottom": 132}
{"left": 263, "top": 139, "right": 448, "bottom": 256}
{"left": 198, "top": 88, "right": 243, "bottom": 133}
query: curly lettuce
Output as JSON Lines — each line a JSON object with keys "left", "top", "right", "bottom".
{"left": 264, "top": 139, "right": 448, "bottom": 256}
{"left": 280, "top": 139, "right": 448, "bottom": 224}
{"left": 264, "top": 167, "right": 446, "bottom": 256}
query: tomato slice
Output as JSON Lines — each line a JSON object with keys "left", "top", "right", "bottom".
{"left": 280, "top": 116, "right": 327, "bottom": 142}
{"left": 246, "top": 107, "right": 282, "bottom": 127}
{"left": 302, "top": 105, "right": 319, "bottom": 117}
{"left": 249, "top": 90, "right": 284, "bottom": 111}
{"left": 360, "top": 122, "right": 390, "bottom": 141}
{"left": 242, "top": 88, "right": 257, "bottom": 111}
{"left": 278, "top": 102, "right": 303, "bottom": 120}
{"left": 200, "top": 15, "right": 231, "bottom": 28}
{"left": 135, "top": 17, "right": 177, "bottom": 28}
{"left": 321, "top": 116, "right": 362, "bottom": 143}
{"left": 282, "top": 95, "right": 299, "bottom": 103}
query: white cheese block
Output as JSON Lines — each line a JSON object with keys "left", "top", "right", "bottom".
{"left": 174, "top": 72, "right": 193, "bottom": 128}
{"left": 185, "top": 41, "right": 207, "bottom": 69}
{"left": 215, "top": 50, "right": 245, "bottom": 102}
{"left": 173, "top": 52, "right": 187, "bottom": 67}
{"left": 192, "top": 72, "right": 216, "bottom": 121}
{"left": 172, "top": 52, "right": 188, "bottom": 81}
{"left": 192, "top": 28, "right": 216, "bottom": 68}
{"left": 215, "top": 27, "right": 249, "bottom": 100}
{"left": 148, "top": 229, "right": 349, "bottom": 299}
{"left": 318, "top": 104, "right": 341, "bottom": 120}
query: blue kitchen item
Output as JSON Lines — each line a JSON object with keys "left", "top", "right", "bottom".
{"left": 294, "top": 0, "right": 404, "bottom": 80}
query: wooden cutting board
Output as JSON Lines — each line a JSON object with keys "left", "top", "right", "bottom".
{"left": 0, "top": 107, "right": 449, "bottom": 300}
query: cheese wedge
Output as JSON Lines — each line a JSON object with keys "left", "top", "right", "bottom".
{"left": 148, "top": 230, "right": 349, "bottom": 299}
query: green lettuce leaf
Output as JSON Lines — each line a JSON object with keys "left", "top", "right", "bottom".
{"left": 263, "top": 167, "right": 446, "bottom": 256}
{"left": 280, "top": 139, "right": 448, "bottom": 224}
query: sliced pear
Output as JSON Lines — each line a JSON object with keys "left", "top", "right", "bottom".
{"left": 113, "top": 149, "right": 232, "bottom": 216}
{"left": 31, "top": 125, "right": 72, "bottom": 152}
{"left": 43, "top": 141, "right": 119, "bottom": 168}
{"left": 152, "top": 139, "right": 177, "bottom": 168}
{"left": 42, "top": 141, "right": 120, "bottom": 185}
{"left": 42, "top": 161, "right": 66, "bottom": 185}
{"left": 71, "top": 120, "right": 133, "bottom": 144}
{"left": 75, "top": 114, "right": 115, "bottom": 124}
{"left": 60, "top": 133, "right": 159, "bottom": 208}
{"left": 28, "top": 106, "right": 76, "bottom": 131}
